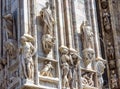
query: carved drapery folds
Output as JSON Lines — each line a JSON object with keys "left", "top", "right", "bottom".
{"left": 3, "top": 14, "right": 14, "bottom": 39}
{"left": 59, "top": 46, "right": 81, "bottom": 89}
{"left": 19, "top": 34, "right": 36, "bottom": 80}
{"left": 40, "top": 2, "right": 55, "bottom": 54}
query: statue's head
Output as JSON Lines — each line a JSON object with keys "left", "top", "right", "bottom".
{"left": 20, "top": 36, "right": 27, "bottom": 44}
{"left": 59, "top": 46, "right": 69, "bottom": 54}
{"left": 45, "top": 2, "right": 50, "bottom": 8}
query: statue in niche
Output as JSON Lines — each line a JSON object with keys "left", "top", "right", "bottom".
{"left": 106, "top": 41, "right": 114, "bottom": 60}
{"left": 40, "top": 2, "right": 55, "bottom": 35}
{"left": 42, "top": 34, "right": 55, "bottom": 54}
{"left": 40, "top": 61, "right": 54, "bottom": 77}
{"left": 59, "top": 46, "right": 71, "bottom": 89}
{"left": 69, "top": 48, "right": 81, "bottom": 89}
{"left": 82, "top": 48, "right": 95, "bottom": 69}
{"left": 4, "top": 39, "right": 17, "bottom": 59}
{"left": 19, "top": 34, "right": 36, "bottom": 79}
{"left": 80, "top": 21, "right": 94, "bottom": 49}
{"left": 96, "top": 57, "right": 106, "bottom": 89}
{"left": 3, "top": 14, "right": 14, "bottom": 39}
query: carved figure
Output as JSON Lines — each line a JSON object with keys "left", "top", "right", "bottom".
{"left": 81, "top": 21, "right": 94, "bottom": 49}
{"left": 103, "top": 9, "right": 111, "bottom": 32}
{"left": 40, "top": 2, "right": 54, "bottom": 35}
{"left": 4, "top": 39, "right": 17, "bottom": 59}
{"left": 42, "top": 34, "right": 55, "bottom": 54}
{"left": 61, "top": 62, "right": 69, "bottom": 88}
{"left": 106, "top": 42, "right": 114, "bottom": 60}
{"left": 69, "top": 48, "right": 81, "bottom": 89}
{"left": 59, "top": 46, "right": 71, "bottom": 89}
{"left": 82, "top": 48, "right": 95, "bottom": 69}
{"left": 19, "top": 34, "right": 35, "bottom": 79}
{"left": 40, "top": 61, "right": 54, "bottom": 77}
{"left": 3, "top": 14, "right": 14, "bottom": 39}
{"left": 96, "top": 57, "right": 106, "bottom": 89}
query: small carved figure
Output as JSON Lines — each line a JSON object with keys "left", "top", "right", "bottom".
{"left": 19, "top": 34, "right": 36, "bottom": 79}
{"left": 106, "top": 41, "right": 114, "bottom": 60}
{"left": 42, "top": 34, "right": 55, "bottom": 54}
{"left": 69, "top": 48, "right": 81, "bottom": 89}
{"left": 96, "top": 57, "right": 106, "bottom": 89}
{"left": 82, "top": 48, "right": 95, "bottom": 69}
{"left": 4, "top": 39, "right": 17, "bottom": 59}
{"left": 40, "top": 61, "right": 54, "bottom": 77}
{"left": 61, "top": 62, "right": 69, "bottom": 89}
{"left": 0, "top": 58, "right": 7, "bottom": 71}
{"left": 3, "top": 14, "right": 14, "bottom": 39}
{"left": 103, "top": 9, "right": 111, "bottom": 32}
{"left": 80, "top": 21, "right": 94, "bottom": 49}
{"left": 59, "top": 46, "right": 71, "bottom": 89}
{"left": 40, "top": 2, "right": 54, "bottom": 35}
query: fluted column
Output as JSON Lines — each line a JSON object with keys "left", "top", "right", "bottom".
{"left": 32, "top": 0, "right": 39, "bottom": 85}
{"left": 57, "top": 0, "right": 65, "bottom": 46}
{"left": 63, "top": 0, "right": 72, "bottom": 48}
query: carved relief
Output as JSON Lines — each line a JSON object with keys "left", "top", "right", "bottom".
{"left": 3, "top": 14, "right": 14, "bottom": 39}
{"left": 40, "top": 61, "right": 54, "bottom": 77}
{"left": 82, "top": 72, "right": 94, "bottom": 87}
{"left": 19, "top": 34, "right": 36, "bottom": 80}
{"left": 4, "top": 39, "right": 17, "bottom": 59}
{"left": 42, "top": 34, "right": 55, "bottom": 54}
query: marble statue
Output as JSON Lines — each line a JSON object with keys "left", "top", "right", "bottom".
{"left": 59, "top": 46, "right": 71, "bottom": 89}
{"left": 69, "top": 48, "right": 81, "bottom": 89}
{"left": 81, "top": 21, "right": 94, "bottom": 49}
{"left": 40, "top": 2, "right": 54, "bottom": 35}
{"left": 82, "top": 48, "right": 95, "bottom": 69}
{"left": 19, "top": 34, "right": 36, "bottom": 79}
{"left": 40, "top": 61, "right": 54, "bottom": 77}
{"left": 96, "top": 57, "right": 106, "bottom": 89}
{"left": 3, "top": 14, "right": 14, "bottom": 39}
{"left": 42, "top": 34, "right": 55, "bottom": 54}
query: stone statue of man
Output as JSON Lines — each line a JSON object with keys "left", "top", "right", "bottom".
{"left": 40, "top": 2, "right": 54, "bottom": 35}
{"left": 19, "top": 34, "right": 36, "bottom": 80}
{"left": 81, "top": 21, "right": 94, "bottom": 49}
